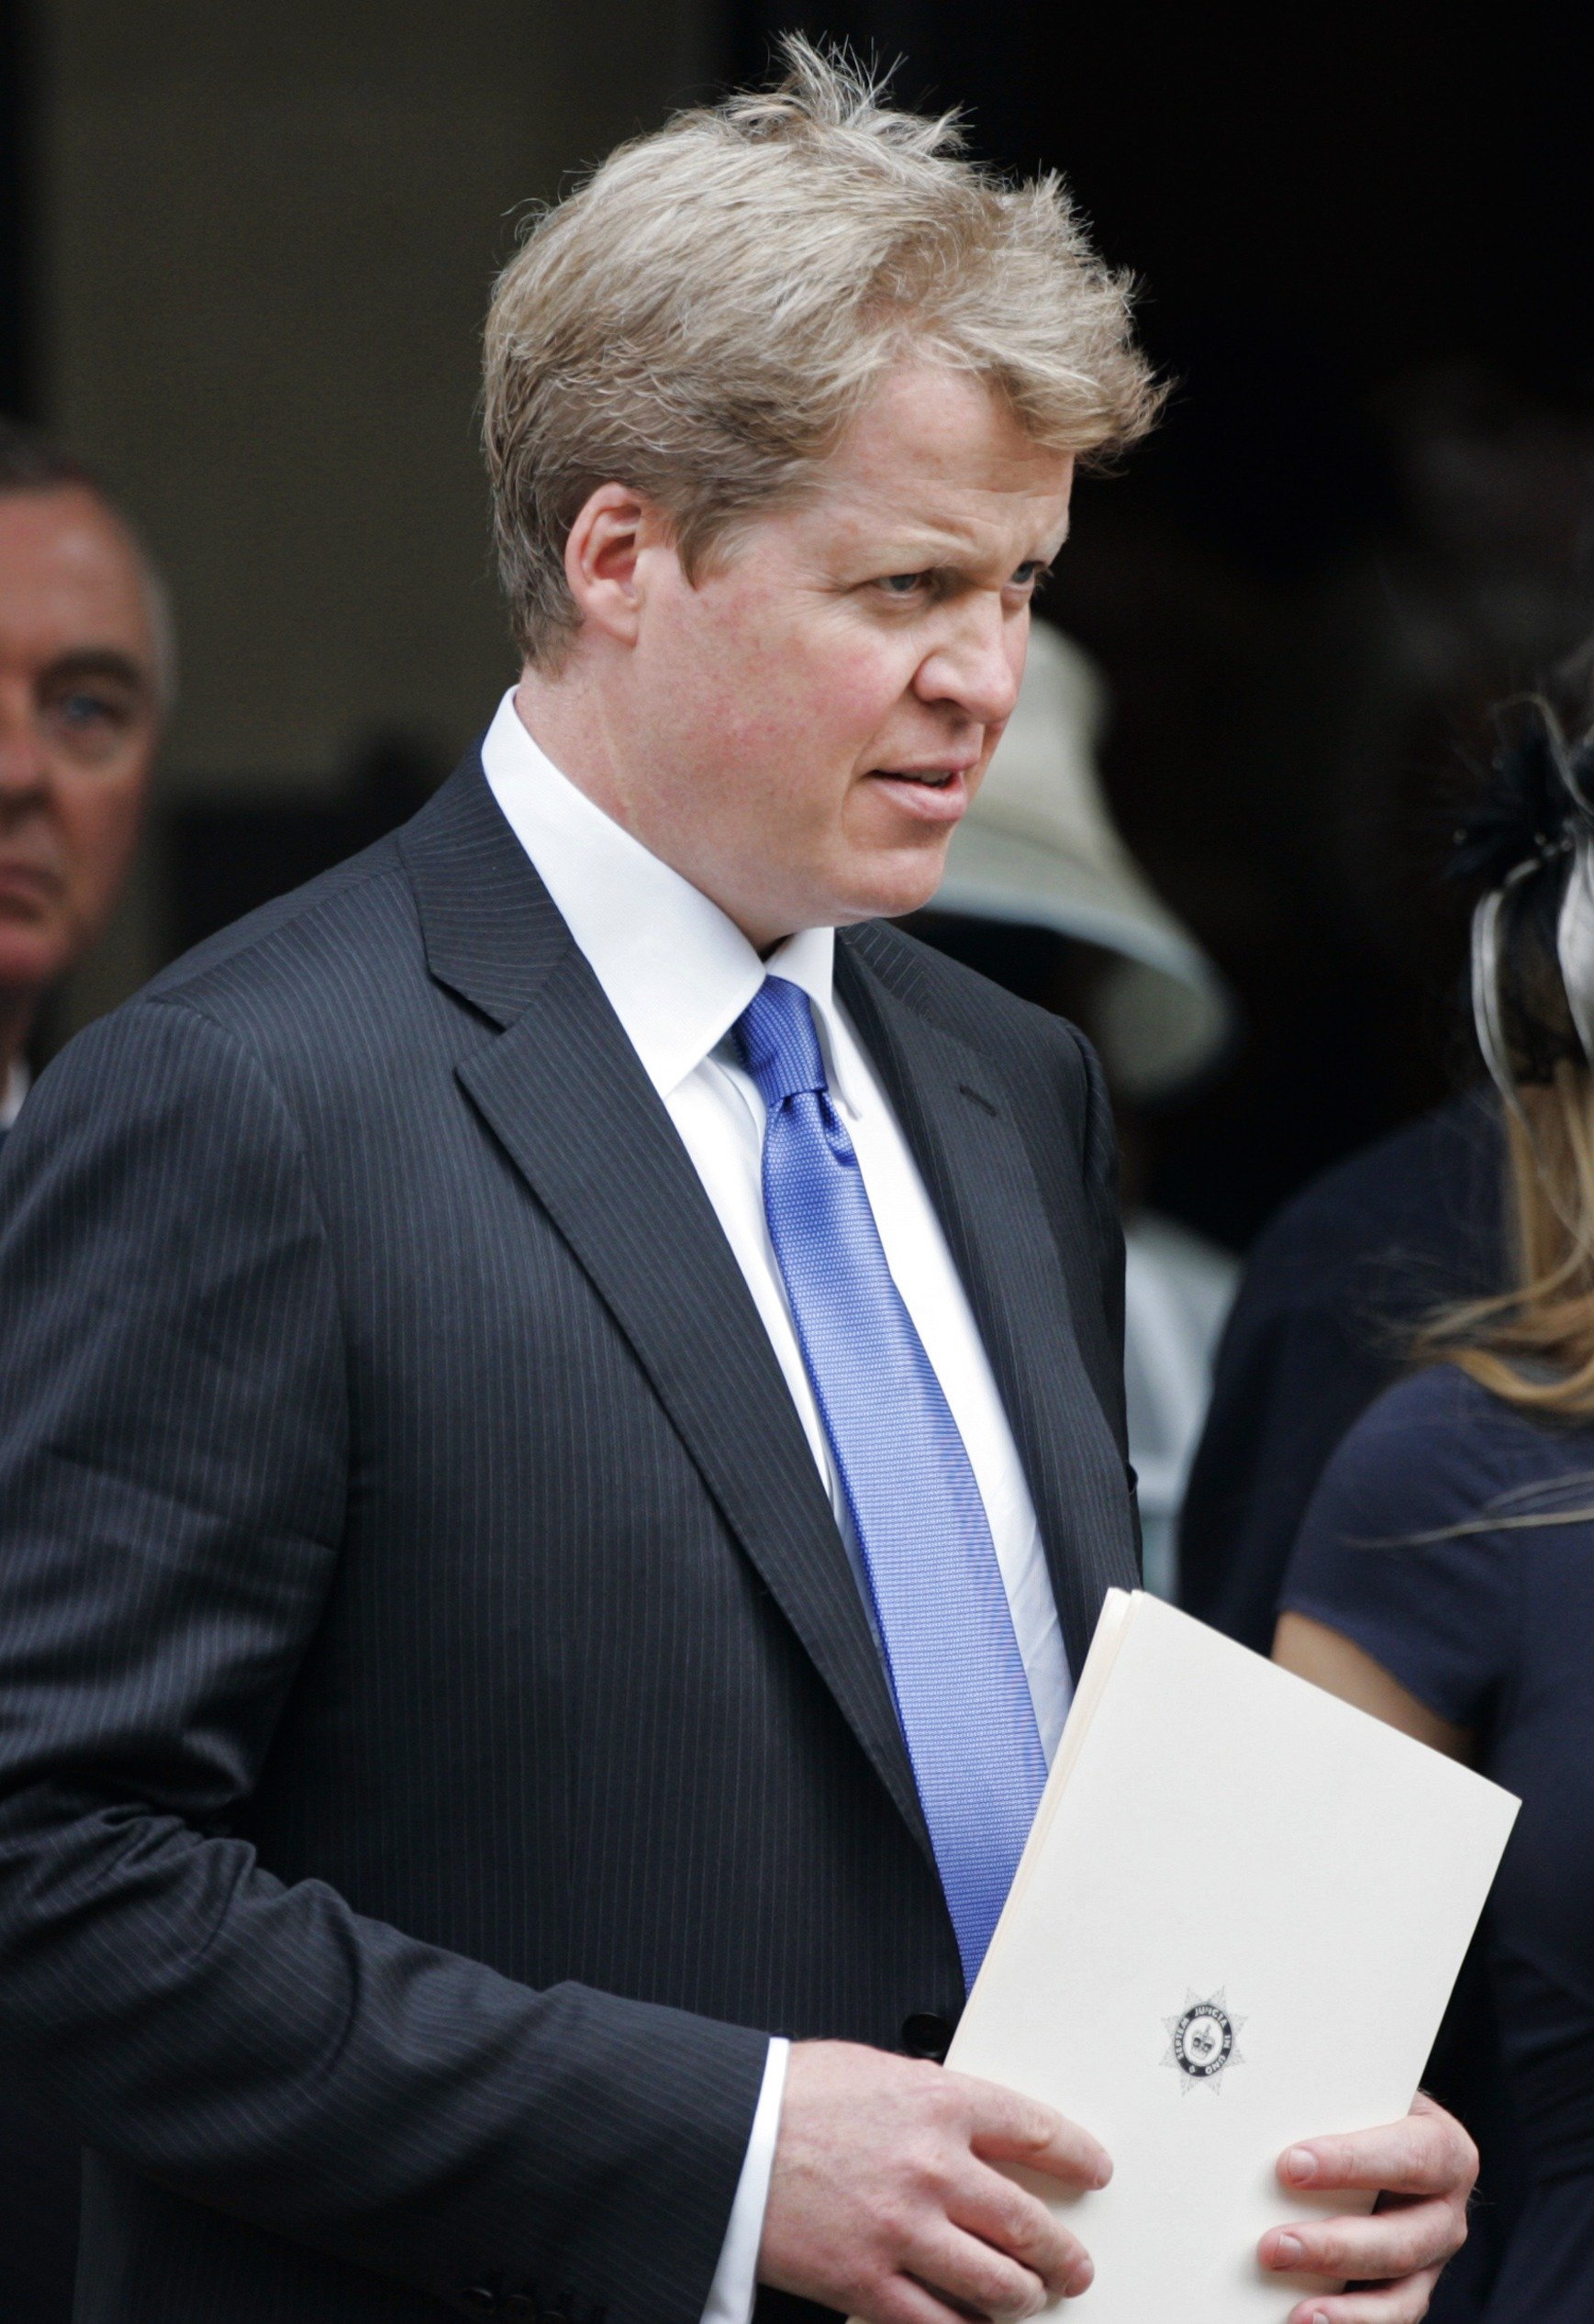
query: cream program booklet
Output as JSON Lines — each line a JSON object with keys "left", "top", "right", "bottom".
{"left": 896, "top": 1589, "right": 1517, "bottom": 2320}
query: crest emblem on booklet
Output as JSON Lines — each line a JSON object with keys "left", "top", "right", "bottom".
{"left": 1162, "top": 1988, "right": 1246, "bottom": 2093}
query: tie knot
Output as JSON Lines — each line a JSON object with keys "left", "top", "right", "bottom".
{"left": 734, "top": 976, "right": 829, "bottom": 1108}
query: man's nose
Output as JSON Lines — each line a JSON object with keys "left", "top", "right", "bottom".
{"left": 913, "top": 600, "right": 1022, "bottom": 728}
{"left": 0, "top": 688, "right": 50, "bottom": 798}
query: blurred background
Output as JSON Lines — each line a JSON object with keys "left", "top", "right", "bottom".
{"left": 4, "top": 0, "right": 1592, "bottom": 1251}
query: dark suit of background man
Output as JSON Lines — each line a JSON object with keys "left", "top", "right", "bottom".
{"left": 0, "top": 417, "right": 167, "bottom": 2322}
{"left": 0, "top": 46, "right": 1476, "bottom": 2324}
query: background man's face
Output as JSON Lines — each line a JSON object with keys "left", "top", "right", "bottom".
{"left": 616, "top": 362, "right": 1075, "bottom": 949}
{"left": 0, "top": 486, "right": 161, "bottom": 1012}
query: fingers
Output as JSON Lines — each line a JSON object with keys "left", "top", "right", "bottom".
{"left": 857, "top": 2267, "right": 1018, "bottom": 2324}
{"left": 869, "top": 2266, "right": 1057, "bottom": 2324}
{"left": 1280, "top": 2096, "right": 1477, "bottom": 2202}
{"left": 1286, "top": 2263, "right": 1444, "bottom": 2324}
{"left": 1261, "top": 2196, "right": 1466, "bottom": 2284}
{"left": 950, "top": 2157, "right": 1096, "bottom": 2298}
{"left": 1263, "top": 2098, "right": 1471, "bottom": 2324}
{"left": 759, "top": 2041, "right": 1105, "bottom": 2321}
{"left": 955, "top": 2071, "right": 1113, "bottom": 2191}
{"left": 909, "top": 2225, "right": 1051, "bottom": 2321}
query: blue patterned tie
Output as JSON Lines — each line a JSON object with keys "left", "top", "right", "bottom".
{"left": 735, "top": 975, "right": 1047, "bottom": 1984}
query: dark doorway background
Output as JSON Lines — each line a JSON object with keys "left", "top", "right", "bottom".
{"left": 0, "top": 0, "right": 38, "bottom": 423}
{"left": 6, "top": 3, "right": 1592, "bottom": 1247}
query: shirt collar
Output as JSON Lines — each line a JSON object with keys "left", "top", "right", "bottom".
{"left": 1, "top": 1059, "right": 28, "bottom": 1131}
{"left": 479, "top": 689, "right": 862, "bottom": 1114}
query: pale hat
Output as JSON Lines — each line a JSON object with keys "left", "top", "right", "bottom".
{"left": 933, "top": 620, "right": 1235, "bottom": 1102}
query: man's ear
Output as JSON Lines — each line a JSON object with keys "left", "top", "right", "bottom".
{"left": 563, "top": 483, "right": 671, "bottom": 647}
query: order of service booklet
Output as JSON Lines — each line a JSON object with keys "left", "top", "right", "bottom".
{"left": 893, "top": 1589, "right": 1519, "bottom": 2320}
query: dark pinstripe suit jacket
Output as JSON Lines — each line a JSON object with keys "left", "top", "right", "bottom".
{"left": 0, "top": 753, "right": 1138, "bottom": 2324}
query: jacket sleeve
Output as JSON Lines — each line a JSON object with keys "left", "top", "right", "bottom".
{"left": 0, "top": 997, "right": 767, "bottom": 2324}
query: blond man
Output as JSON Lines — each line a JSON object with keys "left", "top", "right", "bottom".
{"left": 0, "top": 50, "right": 1472, "bottom": 2324}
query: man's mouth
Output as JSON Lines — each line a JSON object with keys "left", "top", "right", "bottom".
{"left": 0, "top": 857, "right": 57, "bottom": 900}
{"left": 864, "top": 765, "right": 975, "bottom": 823}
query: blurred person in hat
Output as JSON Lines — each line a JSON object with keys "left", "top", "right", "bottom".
{"left": 912, "top": 617, "right": 1239, "bottom": 1596}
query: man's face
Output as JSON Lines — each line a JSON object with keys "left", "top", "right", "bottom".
{"left": 0, "top": 486, "right": 161, "bottom": 1012}
{"left": 606, "top": 362, "right": 1075, "bottom": 948}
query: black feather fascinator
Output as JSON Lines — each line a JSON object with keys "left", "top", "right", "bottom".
{"left": 1452, "top": 699, "right": 1594, "bottom": 1096}
{"left": 1451, "top": 703, "right": 1594, "bottom": 894}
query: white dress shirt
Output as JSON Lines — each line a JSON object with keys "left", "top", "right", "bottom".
{"left": 480, "top": 688, "right": 1073, "bottom": 2323}
{"left": 1, "top": 1060, "right": 28, "bottom": 1131}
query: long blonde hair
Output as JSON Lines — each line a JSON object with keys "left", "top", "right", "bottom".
{"left": 1421, "top": 1063, "right": 1594, "bottom": 1417}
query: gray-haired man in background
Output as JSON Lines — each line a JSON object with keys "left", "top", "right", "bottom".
{"left": 0, "top": 420, "right": 166, "bottom": 1151}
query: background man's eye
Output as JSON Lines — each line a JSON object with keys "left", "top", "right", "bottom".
{"left": 53, "top": 690, "right": 131, "bottom": 733}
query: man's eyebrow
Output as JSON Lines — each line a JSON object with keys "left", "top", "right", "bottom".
{"left": 861, "top": 512, "right": 1072, "bottom": 570}
{"left": 857, "top": 542, "right": 1065, "bottom": 580}
{"left": 39, "top": 648, "right": 151, "bottom": 695}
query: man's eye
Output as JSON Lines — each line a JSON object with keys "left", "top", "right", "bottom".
{"left": 1011, "top": 562, "right": 1052, "bottom": 590}
{"left": 878, "top": 573, "right": 926, "bottom": 596}
{"left": 54, "top": 691, "right": 127, "bottom": 730}
{"left": 40, "top": 687, "right": 140, "bottom": 762}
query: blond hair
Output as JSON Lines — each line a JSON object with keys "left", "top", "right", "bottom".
{"left": 1421, "top": 1067, "right": 1594, "bottom": 1417}
{"left": 482, "top": 39, "right": 1161, "bottom": 668}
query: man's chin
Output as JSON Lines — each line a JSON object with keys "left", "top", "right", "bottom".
{"left": 0, "top": 932, "right": 67, "bottom": 1000}
{"left": 763, "top": 845, "right": 953, "bottom": 939}
{"left": 839, "top": 853, "right": 953, "bottom": 927}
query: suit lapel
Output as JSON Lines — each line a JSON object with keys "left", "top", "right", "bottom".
{"left": 398, "top": 762, "right": 931, "bottom": 1858}
{"left": 836, "top": 937, "right": 1140, "bottom": 1680}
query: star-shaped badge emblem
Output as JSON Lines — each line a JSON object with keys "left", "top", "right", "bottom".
{"left": 1162, "top": 1987, "right": 1246, "bottom": 2094}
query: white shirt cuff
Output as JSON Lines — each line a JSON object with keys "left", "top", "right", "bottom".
{"left": 700, "top": 2035, "right": 791, "bottom": 2324}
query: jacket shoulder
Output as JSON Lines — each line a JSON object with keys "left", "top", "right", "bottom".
{"left": 140, "top": 749, "right": 506, "bottom": 1039}
{"left": 842, "top": 918, "right": 1098, "bottom": 1093}
{"left": 145, "top": 831, "right": 414, "bottom": 1016}
{"left": 17, "top": 829, "right": 439, "bottom": 1151}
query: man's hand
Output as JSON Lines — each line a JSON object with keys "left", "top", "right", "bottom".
{"left": 1259, "top": 2092, "right": 1477, "bottom": 2324}
{"left": 759, "top": 2040, "right": 1110, "bottom": 2324}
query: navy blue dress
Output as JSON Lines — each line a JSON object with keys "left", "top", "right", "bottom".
{"left": 1283, "top": 1362, "right": 1594, "bottom": 2323}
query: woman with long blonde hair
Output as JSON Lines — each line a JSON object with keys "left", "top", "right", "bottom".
{"left": 1276, "top": 695, "right": 1594, "bottom": 2322}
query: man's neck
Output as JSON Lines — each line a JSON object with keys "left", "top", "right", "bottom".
{"left": 509, "top": 671, "right": 800, "bottom": 955}
{"left": 513, "top": 665, "right": 622, "bottom": 821}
